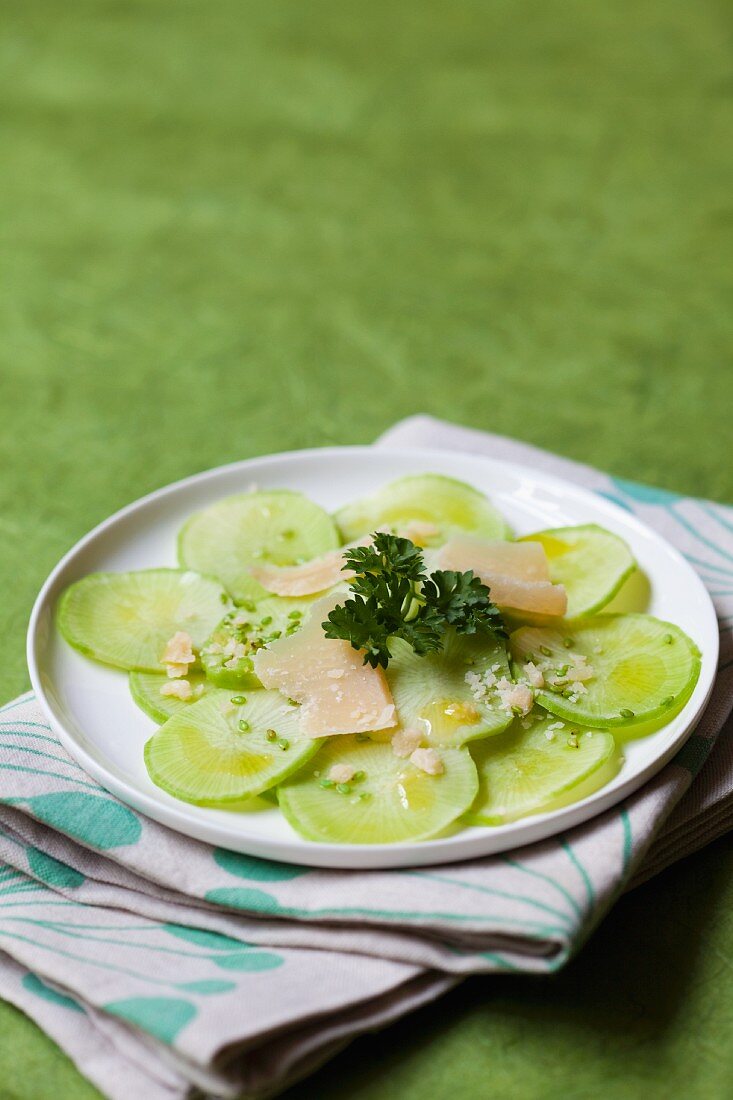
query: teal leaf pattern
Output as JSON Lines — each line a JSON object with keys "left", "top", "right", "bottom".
{"left": 22, "top": 972, "right": 83, "bottom": 1012}
{"left": 213, "top": 848, "right": 307, "bottom": 882}
{"left": 204, "top": 887, "right": 281, "bottom": 913}
{"left": 611, "top": 477, "right": 682, "bottom": 505}
{"left": 211, "top": 951, "right": 283, "bottom": 972}
{"left": 162, "top": 924, "right": 247, "bottom": 951}
{"left": 26, "top": 847, "right": 85, "bottom": 889}
{"left": 104, "top": 996, "right": 197, "bottom": 1044}
{"left": 24, "top": 793, "right": 141, "bottom": 849}
{"left": 177, "top": 980, "right": 237, "bottom": 994}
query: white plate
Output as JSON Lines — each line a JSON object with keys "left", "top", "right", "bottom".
{"left": 28, "top": 447, "right": 718, "bottom": 869}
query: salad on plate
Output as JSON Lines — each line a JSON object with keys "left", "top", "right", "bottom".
{"left": 56, "top": 474, "right": 701, "bottom": 845}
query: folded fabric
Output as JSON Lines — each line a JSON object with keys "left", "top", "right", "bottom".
{"left": 0, "top": 415, "right": 729, "bottom": 1098}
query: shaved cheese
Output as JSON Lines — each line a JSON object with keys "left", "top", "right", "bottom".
{"left": 438, "top": 537, "right": 550, "bottom": 581}
{"left": 249, "top": 537, "right": 372, "bottom": 598}
{"left": 249, "top": 549, "right": 351, "bottom": 597}
{"left": 396, "top": 520, "right": 440, "bottom": 547}
{"left": 253, "top": 595, "right": 397, "bottom": 738}
{"left": 438, "top": 539, "right": 567, "bottom": 616}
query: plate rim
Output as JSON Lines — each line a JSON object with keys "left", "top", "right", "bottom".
{"left": 27, "top": 444, "right": 720, "bottom": 869}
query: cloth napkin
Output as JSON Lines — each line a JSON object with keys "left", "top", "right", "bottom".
{"left": 0, "top": 415, "right": 731, "bottom": 1099}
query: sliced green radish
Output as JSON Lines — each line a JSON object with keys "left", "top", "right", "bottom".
{"left": 178, "top": 490, "right": 340, "bottom": 601}
{"left": 200, "top": 610, "right": 259, "bottom": 690}
{"left": 202, "top": 594, "right": 330, "bottom": 686}
{"left": 199, "top": 596, "right": 321, "bottom": 688}
{"left": 58, "top": 569, "right": 229, "bottom": 672}
{"left": 144, "top": 691, "right": 320, "bottom": 806}
{"left": 129, "top": 671, "right": 225, "bottom": 723}
{"left": 509, "top": 615, "right": 701, "bottom": 729}
{"left": 465, "top": 712, "right": 618, "bottom": 825}
{"left": 519, "top": 525, "right": 636, "bottom": 617}
{"left": 334, "top": 474, "right": 510, "bottom": 546}
{"left": 385, "top": 631, "right": 513, "bottom": 748}
{"left": 278, "top": 736, "right": 478, "bottom": 844}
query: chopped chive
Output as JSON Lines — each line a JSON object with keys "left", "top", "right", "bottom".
{"left": 357, "top": 791, "right": 371, "bottom": 802}
{"left": 231, "top": 695, "right": 247, "bottom": 705}
{"left": 540, "top": 645, "right": 552, "bottom": 657}
{"left": 260, "top": 616, "right": 273, "bottom": 626}
{"left": 563, "top": 638, "right": 574, "bottom": 648}
{"left": 278, "top": 738, "right": 290, "bottom": 751}
{"left": 287, "top": 697, "right": 300, "bottom": 707}
{"left": 663, "top": 633, "right": 674, "bottom": 645}
{"left": 619, "top": 708, "right": 635, "bottom": 720}
{"left": 337, "top": 782, "right": 352, "bottom": 795}
{"left": 288, "top": 610, "right": 303, "bottom": 620}
{"left": 320, "top": 778, "right": 334, "bottom": 788}
{"left": 352, "top": 770, "right": 366, "bottom": 782}
{"left": 238, "top": 720, "right": 250, "bottom": 732}
{"left": 220, "top": 592, "right": 229, "bottom": 604}
{"left": 265, "top": 728, "right": 278, "bottom": 742}
{"left": 556, "top": 665, "right": 569, "bottom": 676}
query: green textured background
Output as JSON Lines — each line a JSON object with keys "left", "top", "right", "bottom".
{"left": 1, "top": 0, "right": 732, "bottom": 1097}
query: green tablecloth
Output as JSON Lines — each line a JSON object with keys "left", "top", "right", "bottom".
{"left": 2, "top": 1, "right": 732, "bottom": 1096}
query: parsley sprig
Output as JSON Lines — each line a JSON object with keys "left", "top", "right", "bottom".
{"left": 323, "top": 532, "right": 505, "bottom": 669}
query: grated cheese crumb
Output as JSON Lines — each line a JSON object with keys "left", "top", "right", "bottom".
{"left": 410, "top": 747, "right": 444, "bottom": 775}
{"left": 162, "top": 631, "right": 196, "bottom": 678}
{"left": 328, "top": 763, "right": 356, "bottom": 784}
{"left": 392, "top": 727, "right": 423, "bottom": 758}
{"left": 160, "top": 679, "right": 193, "bottom": 700}
{"left": 165, "top": 662, "right": 190, "bottom": 679}
{"left": 496, "top": 678, "right": 534, "bottom": 717}
{"left": 162, "top": 631, "right": 195, "bottom": 666}
{"left": 523, "top": 661, "right": 544, "bottom": 689}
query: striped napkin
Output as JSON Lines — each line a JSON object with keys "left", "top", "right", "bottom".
{"left": 0, "top": 415, "right": 730, "bottom": 1099}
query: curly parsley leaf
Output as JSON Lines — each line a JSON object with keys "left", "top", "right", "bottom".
{"left": 323, "top": 532, "right": 505, "bottom": 668}
{"left": 323, "top": 594, "right": 393, "bottom": 669}
{"left": 422, "top": 569, "right": 506, "bottom": 637}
